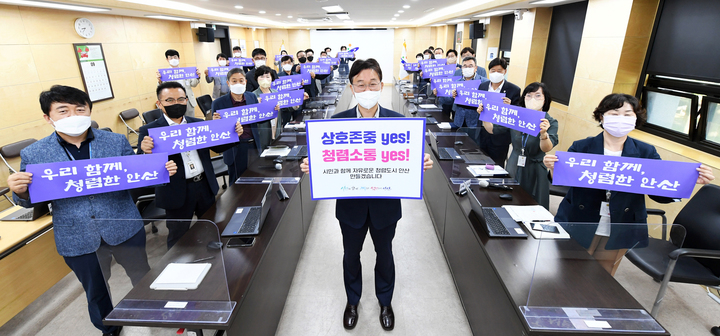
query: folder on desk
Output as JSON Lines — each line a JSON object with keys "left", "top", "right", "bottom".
{"left": 150, "top": 263, "right": 211, "bottom": 290}
{"left": 437, "top": 122, "right": 453, "bottom": 130}
{"left": 502, "top": 205, "right": 570, "bottom": 239}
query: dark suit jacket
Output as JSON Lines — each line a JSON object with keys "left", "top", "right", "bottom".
{"left": 245, "top": 68, "right": 278, "bottom": 93}
{"left": 478, "top": 80, "right": 522, "bottom": 147}
{"left": 210, "top": 92, "right": 272, "bottom": 164}
{"left": 331, "top": 106, "right": 405, "bottom": 230}
{"left": 286, "top": 64, "right": 329, "bottom": 97}
{"left": 555, "top": 132, "right": 674, "bottom": 249}
{"left": 137, "top": 116, "right": 235, "bottom": 210}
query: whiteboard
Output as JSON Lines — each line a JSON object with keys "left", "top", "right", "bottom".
{"left": 309, "top": 29, "right": 395, "bottom": 83}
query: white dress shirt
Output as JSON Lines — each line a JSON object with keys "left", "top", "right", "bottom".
{"left": 489, "top": 80, "right": 505, "bottom": 93}
{"left": 356, "top": 105, "right": 380, "bottom": 118}
{"left": 596, "top": 148, "right": 623, "bottom": 237}
{"left": 163, "top": 114, "right": 205, "bottom": 179}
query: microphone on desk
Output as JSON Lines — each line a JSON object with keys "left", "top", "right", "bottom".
{"left": 477, "top": 180, "right": 513, "bottom": 191}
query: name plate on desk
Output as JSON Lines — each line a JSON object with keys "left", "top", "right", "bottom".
{"left": 305, "top": 118, "right": 427, "bottom": 200}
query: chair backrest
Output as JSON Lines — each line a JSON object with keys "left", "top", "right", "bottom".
{"left": 196, "top": 95, "right": 213, "bottom": 115}
{"left": 119, "top": 108, "right": 140, "bottom": 121}
{"left": 142, "top": 109, "right": 164, "bottom": 124}
{"left": 673, "top": 184, "right": 720, "bottom": 276}
{"left": 91, "top": 120, "right": 99, "bottom": 129}
{"left": 0, "top": 139, "right": 37, "bottom": 173}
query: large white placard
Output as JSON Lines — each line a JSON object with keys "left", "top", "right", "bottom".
{"left": 306, "top": 118, "right": 426, "bottom": 200}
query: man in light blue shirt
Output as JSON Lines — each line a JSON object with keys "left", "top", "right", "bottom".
{"left": 205, "top": 53, "right": 230, "bottom": 99}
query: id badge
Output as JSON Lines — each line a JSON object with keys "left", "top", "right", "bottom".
{"left": 517, "top": 155, "right": 527, "bottom": 167}
{"left": 599, "top": 201, "right": 610, "bottom": 217}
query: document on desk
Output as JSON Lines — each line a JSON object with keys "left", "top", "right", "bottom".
{"left": 418, "top": 104, "right": 438, "bottom": 109}
{"left": 260, "top": 146, "right": 291, "bottom": 157}
{"left": 437, "top": 122, "right": 453, "bottom": 130}
{"left": 150, "top": 263, "right": 211, "bottom": 291}
{"left": 502, "top": 205, "right": 570, "bottom": 239}
{"left": 467, "top": 165, "right": 508, "bottom": 177}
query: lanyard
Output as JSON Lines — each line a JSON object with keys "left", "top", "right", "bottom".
{"left": 521, "top": 133, "right": 530, "bottom": 156}
{"left": 62, "top": 142, "right": 92, "bottom": 161}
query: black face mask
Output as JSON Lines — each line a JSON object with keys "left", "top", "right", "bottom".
{"left": 298, "top": 57, "right": 307, "bottom": 63}
{"left": 307, "top": 55, "right": 314, "bottom": 62}
{"left": 164, "top": 103, "right": 186, "bottom": 119}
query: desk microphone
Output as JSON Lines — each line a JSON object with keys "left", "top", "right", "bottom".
{"left": 478, "top": 180, "right": 513, "bottom": 191}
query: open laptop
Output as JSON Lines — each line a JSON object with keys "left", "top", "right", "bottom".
{"left": 221, "top": 182, "right": 273, "bottom": 237}
{"left": 428, "top": 130, "right": 462, "bottom": 160}
{"left": 468, "top": 188, "right": 527, "bottom": 238}
{"left": 1, "top": 203, "right": 50, "bottom": 222}
{"left": 286, "top": 145, "right": 307, "bottom": 159}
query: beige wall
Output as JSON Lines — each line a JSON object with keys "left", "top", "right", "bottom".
{"left": 506, "top": 7, "right": 552, "bottom": 89}
{"left": 475, "top": 16, "right": 502, "bottom": 71}
{"left": 393, "top": 27, "right": 444, "bottom": 80}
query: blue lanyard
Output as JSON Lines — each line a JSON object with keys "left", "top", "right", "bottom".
{"left": 62, "top": 142, "right": 92, "bottom": 161}
{"left": 521, "top": 133, "right": 530, "bottom": 156}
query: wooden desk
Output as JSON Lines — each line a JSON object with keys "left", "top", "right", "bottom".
{"left": 0, "top": 206, "right": 70, "bottom": 327}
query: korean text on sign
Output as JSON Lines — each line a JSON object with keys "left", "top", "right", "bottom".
{"left": 300, "top": 63, "right": 333, "bottom": 75}
{"left": 479, "top": 100, "right": 546, "bottom": 137}
{"left": 271, "top": 73, "right": 311, "bottom": 91}
{"left": 319, "top": 57, "right": 340, "bottom": 65}
{"left": 403, "top": 63, "right": 420, "bottom": 72}
{"left": 434, "top": 80, "right": 482, "bottom": 97}
{"left": 430, "top": 76, "right": 461, "bottom": 91}
{"left": 421, "top": 65, "right": 456, "bottom": 79}
{"left": 552, "top": 151, "right": 700, "bottom": 198}
{"left": 216, "top": 101, "right": 277, "bottom": 124}
{"left": 208, "top": 66, "right": 231, "bottom": 78}
{"left": 148, "top": 118, "right": 239, "bottom": 155}
{"left": 419, "top": 58, "right": 446, "bottom": 69}
{"left": 305, "top": 118, "right": 427, "bottom": 200}
{"left": 260, "top": 89, "right": 304, "bottom": 109}
{"left": 159, "top": 67, "right": 198, "bottom": 81}
{"left": 26, "top": 153, "right": 170, "bottom": 203}
{"left": 337, "top": 51, "right": 355, "bottom": 58}
{"left": 229, "top": 57, "right": 254, "bottom": 67}
{"left": 453, "top": 88, "right": 506, "bottom": 107}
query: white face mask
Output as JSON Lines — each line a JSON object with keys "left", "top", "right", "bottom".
{"left": 51, "top": 116, "right": 92, "bottom": 137}
{"left": 423, "top": 54, "right": 430, "bottom": 60}
{"left": 168, "top": 59, "right": 180, "bottom": 67}
{"left": 488, "top": 72, "right": 505, "bottom": 83}
{"left": 462, "top": 67, "right": 475, "bottom": 78}
{"left": 435, "top": 54, "right": 443, "bottom": 59}
{"left": 254, "top": 59, "right": 266, "bottom": 67}
{"left": 230, "top": 83, "right": 246, "bottom": 95}
{"left": 447, "top": 56, "right": 457, "bottom": 64}
{"left": 354, "top": 89, "right": 382, "bottom": 109}
{"left": 218, "top": 60, "right": 227, "bottom": 66}
{"left": 282, "top": 63, "right": 293, "bottom": 72}
{"left": 602, "top": 115, "right": 637, "bottom": 138}
{"left": 258, "top": 78, "right": 272, "bottom": 88}
{"left": 416, "top": 57, "right": 423, "bottom": 62}
{"left": 233, "top": 52, "right": 241, "bottom": 57}
{"left": 524, "top": 98, "right": 544, "bottom": 111}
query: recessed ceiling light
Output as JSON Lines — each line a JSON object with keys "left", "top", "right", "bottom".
{"left": 430, "top": 24, "right": 445, "bottom": 27}
{"left": 424, "top": 7, "right": 435, "bottom": 13}
{"left": 321, "top": 5, "right": 344, "bottom": 12}
{"left": 403, "top": 5, "right": 410, "bottom": 8}
{"left": 447, "top": 19, "right": 468, "bottom": 23}
{"left": 531, "top": 0, "right": 567, "bottom": 4}
{"left": 212, "top": 22, "right": 243, "bottom": 27}
{"left": 0, "top": 0, "right": 110, "bottom": 12}
{"left": 234, "top": 5, "right": 243, "bottom": 9}
{"left": 145, "top": 15, "right": 197, "bottom": 21}
{"left": 474, "top": 10, "right": 513, "bottom": 17}
{"left": 336, "top": 14, "right": 351, "bottom": 20}
{"left": 259, "top": 10, "right": 266, "bottom": 14}
{"left": 275, "top": 13, "right": 281, "bottom": 16}
{"left": 398, "top": 10, "right": 404, "bottom": 13}
{"left": 287, "top": 15, "right": 293, "bottom": 18}
{"left": 394, "top": 14, "right": 399, "bottom": 17}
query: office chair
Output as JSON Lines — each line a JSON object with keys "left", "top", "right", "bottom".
{"left": 625, "top": 184, "right": 720, "bottom": 317}
{"left": 211, "top": 155, "right": 229, "bottom": 189}
{"left": 141, "top": 108, "right": 164, "bottom": 125}
{"left": 0, "top": 139, "right": 38, "bottom": 206}
{"left": 91, "top": 120, "right": 113, "bottom": 132}
{"left": 119, "top": 108, "right": 140, "bottom": 146}
{"left": 128, "top": 187, "right": 164, "bottom": 234}
{"left": 196, "top": 94, "right": 213, "bottom": 117}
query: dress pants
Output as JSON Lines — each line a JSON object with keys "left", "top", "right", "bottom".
{"left": 340, "top": 216, "right": 398, "bottom": 307}
{"left": 63, "top": 228, "right": 149, "bottom": 334}
{"left": 479, "top": 127, "right": 510, "bottom": 168}
{"left": 339, "top": 63, "right": 349, "bottom": 76}
{"left": 164, "top": 176, "right": 216, "bottom": 249}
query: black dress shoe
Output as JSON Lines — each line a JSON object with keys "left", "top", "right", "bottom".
{"left": 343, "top": 303, "right": 358, "bottom": 330}
{"left": 102, "top": 326, "right": 122, "bottom": 336}
{"left": 711, "top": 326, "right": 720, "bottom": 336}
{"left": 380, "top": 305, "right": 394, "bottom": 331}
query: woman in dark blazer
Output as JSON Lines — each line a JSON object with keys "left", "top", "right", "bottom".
{"left": 543, "top": 93, "right": 714, "bottom": 275}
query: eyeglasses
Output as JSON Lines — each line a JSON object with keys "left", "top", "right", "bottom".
{"left": 462, "top": 64, "right": 475, "bottom": 68}
{"left": 163, "top": 97, "right": 188, "bottom": 104}
{"left": 353, "top": 83, "right": 381, "bottom": 92}
{"left": 524, "top": 93, "right": 544, "bottom": 100}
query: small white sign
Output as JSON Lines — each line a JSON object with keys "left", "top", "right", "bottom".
{"left": 487, "top": 47, "right": 498, "bottom": 61}
{"left": 584, "top": 320, "right": 611, "bottom": 329}
{"left": 164, "top": 301, "right": 188, "bottom": 309}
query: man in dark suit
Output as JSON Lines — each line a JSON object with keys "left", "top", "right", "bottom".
{"left": 244, "top": 48, "right": 276, "bottom": 93}
{"left": 478, "top": 57, "right": 522, "bottom": 167}
{"left": 210, "top": 68, "right": 272, "bottom": 182}
{"left": 138, "top": 81, "right": 243, "bottom": 248}
{"left": 301, "top": 59, "right": 433, "bottom": 331}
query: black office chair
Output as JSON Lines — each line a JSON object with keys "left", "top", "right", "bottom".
{"left": 142, "top": 108, "right": 164, "bottom": 125}
{"left": 128, "top": 187, "right": 164, "bottom": 234}
{"left": 119, "top": 108, "right": 140, "bottom": 147}
{"left": 625, "top": 184, "right": 720, "bottom": 317}
{"left": 90, "top": 120, "right": 113, "bottom": 132}
{"left": 196, "top": 95, "right": 213, "bottom": 117}
{"left": 211, "top": 155, "right": 229, "bottom": 189}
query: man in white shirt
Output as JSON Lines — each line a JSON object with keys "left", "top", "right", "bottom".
{"left": 157, "top": 49, "right": 201, "bottom": 118}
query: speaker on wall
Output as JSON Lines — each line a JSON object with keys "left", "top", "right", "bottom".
{"left": 197, "top": 27, "right": 215, "bottom": 42}
{"left": 469, "top": 22, "right": 485, "bottom": 39}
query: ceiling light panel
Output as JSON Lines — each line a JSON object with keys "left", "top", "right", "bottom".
{"left": 321, "top": 5, "right": 344, "bottom": 12}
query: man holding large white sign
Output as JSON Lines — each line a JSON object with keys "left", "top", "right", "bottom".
{"left": 301, "top": 59, "right": 433, "bottom": 331}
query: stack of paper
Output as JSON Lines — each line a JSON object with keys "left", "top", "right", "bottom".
{"left": 503, "top": 205, "right": 570, "bottom": 239}
{"left": 437, "top": 122, "right": 453, "bottom": 130}
{"left": 150, "top": 263, "right": 212, "bottom": 290}
{"left": 467, "top": 165, "right": 509, "bottom": 177}
{"left": 419, "top": 104, "right": 438, "bottom": 109}
{"left": 261, "top": 146, "right": 291, "bottom": 157}
{"left": 284, "top": 122, "right": 305, "bottom": 130}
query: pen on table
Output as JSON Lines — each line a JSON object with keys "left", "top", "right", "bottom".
{"left": 189, "top": 256, "right": 215, "bottom": 263}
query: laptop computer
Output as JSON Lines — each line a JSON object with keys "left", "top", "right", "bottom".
{"left": 221, "top": 182, "right": 273, "bottom": 237}
{"left": 1, "top": 203, "right": 50, "bottom": 222}
{"left": 428, "top": 130, "right": 462, "bottom": 160}
{"left": 286, "top": 145, "right": 307, "bottom": 158}
{"left": 462, "top": 153, "right": 494, "bottom": 165}
{"left": 468, "top": 187, "right": 527, "bottom": 238}
{"left": 425, "top": 116, "right": 438, "bottom": 125}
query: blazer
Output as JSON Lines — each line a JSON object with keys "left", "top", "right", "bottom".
{"left": 331, "top": 106, "right": 404, "bottom": 229}
{"left": 14, "top": 129, "right": 143, "bottom": 257}
{"left": 137, "top": 116, "right": 235, "bottom": 210}
{"left": 245, "top": 68, "right": 278, "bottom": 93}
{"left": 210, "top": 92, "right": 271, "bottom": 162}
{"left": 205, "top": 75, "right": 228, "bottom": 99}
{"left": 555, "top": 132, "right": 674, "bottom": 249}
{"left": 279, "top": 68, "right": 314, "bottom": 98}
{"left": 478, "top": 80, "right": 522, "bottom": 146}
{"left": 453, "top": 66, "right": 488, "bottom": 79}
